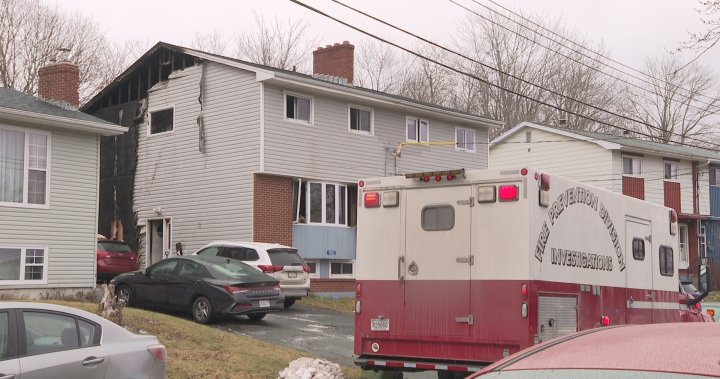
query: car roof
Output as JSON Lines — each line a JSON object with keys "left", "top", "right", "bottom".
{"left": 0, "top": 301, "right": 125, "bottom": 328}
{"left": 201, "top": 241, "right": 296, "bottom": 251}
{"left": 479, "top": 323, "right": 720, "bottom": 376}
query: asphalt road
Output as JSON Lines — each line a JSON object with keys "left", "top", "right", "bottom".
{"left": 214, "top": 303, "right": 434, "bottom": 378}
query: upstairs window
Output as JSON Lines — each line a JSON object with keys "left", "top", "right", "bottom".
{"left": 285, "top": 93, "right": 312, "bottom": 123}
{"left": 710, "top": 167, "right": 720, "bottom": 186}
{"left": 455, "top": 127, "right": 476, "bottom": 152}
{"left": 406, "top": 117, "right": 429, "bottom": 143}
{"left": 622, "top": 156, "right": 642, "bottom": 176}
{"left": 664, "top": 161, "right": 678, "bottom": 180}
{"left": 349, "top": 106, "right": 373, "bottom": 134}
{"left": 0, "top": 128, "right": 49, "bottom": 207}
{"left": 149, "top": 108, "right": 174, "bottom": 135}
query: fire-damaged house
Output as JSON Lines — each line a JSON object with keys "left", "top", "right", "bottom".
{"left": 82, "top": 41, "right": 502, "bottom": 293}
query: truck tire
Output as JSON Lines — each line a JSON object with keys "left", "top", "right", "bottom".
{"left": 437, "top": 371, "right": 469, "bottom": 379}
{"left": 284, "top": 298, "right": 297, "bottom": 308}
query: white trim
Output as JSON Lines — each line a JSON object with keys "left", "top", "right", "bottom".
{"left": 305, "top": 260, "right": 320, "bottom": 278}
{"left": 0, "top": 125, "right": 51, "bottom": 209}
{"left": 260, "top": 82, "right": 265, "bottom": 172}
{"left": 329, "top": 260, "right": 355, "bottom": 278}
{"left": 146, "top": 105, "right": 176, "bottom": 137}
{"left": 455, "top": 126, "right": 476, "bottom": 153}
{"left": 0, "top": 106, "right": 126, "bottom": 136}
{"left": 490, "top": 122, "right": 622, "bottom": 150}
{"left": 0, "top": 246, "right": 49, "bottom": 285}
{"left": 283, "top": 90, "right": 314, "bottom": 125}
{"left": 347, "top": 104, "right": 374, "bottom": 135}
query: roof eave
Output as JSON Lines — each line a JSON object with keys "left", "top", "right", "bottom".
{"left": 620, "top": 147, "right": 720, "bottom": 164}
{"left": 490, "top": 121, "right": 621, "bottom": 149}
{"left": 0, "top": 106, "right": 127, "bottom": 136}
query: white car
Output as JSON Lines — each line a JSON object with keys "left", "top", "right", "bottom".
{"left": 0, "top": 302, "right": 165, "bottom": 379}
{"left": 194, "top": 241, "right": 311, "bottom": 308}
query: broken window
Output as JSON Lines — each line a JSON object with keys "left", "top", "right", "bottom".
{"left": 292, "top": 180, "right": 357, "bottom": 226}
{"left": 150, "top": 108, "right": 174, "bottom": 134}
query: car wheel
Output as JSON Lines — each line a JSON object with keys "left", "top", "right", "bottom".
{"left": 116, "top": 285, "right": 133, "bottom": 306}
{"left": 192, "top": 296, "right": 214, "bottom": 324}
{"left": 283, "top": 298, "right": 296, "bottom": 308}
{"left": 247, "top": 312, "right": 267, "bottom": 321}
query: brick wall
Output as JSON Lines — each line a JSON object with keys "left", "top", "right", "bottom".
{"left": 38, "top": 62, "right": 80, "bottom": 108}
{"left": 253, "top": 174, "right": 293, "bottom": 246}
{"left": 313, "top": 41, "right": 354, "bottom": 84}
{"left": 310, "top": 278, "right": 356, "bottom": 293}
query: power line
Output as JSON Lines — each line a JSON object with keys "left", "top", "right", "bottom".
{"left": 312, "top": 0, "right": 720, "bottom": 149}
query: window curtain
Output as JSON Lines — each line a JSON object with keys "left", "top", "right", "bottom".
{"left": 0, "top": 129, "right": 24, "bottom": 203}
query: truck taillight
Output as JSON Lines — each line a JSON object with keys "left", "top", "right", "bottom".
{"left": 356, "top": 282, "right": 362, "bottom": 297}
{"left": 695, "top": 302, "right": 702, "bottom": 311}
{"left": 498, "top": 185, "right": 519, "bottom": 201}
{"left": 364, "top": 192, "right": 380, "bottom": 208}
{"left": 708, "top": 309, "right": 715, "bottom": 317}
{"left": 601, "top": 316, "right": 610, "bottom": 326}
{"left": 521, "top": 283, "right": 528, "bottom": 298}
{"left": 258, "top": 265, "right": 284, "bottom": 273}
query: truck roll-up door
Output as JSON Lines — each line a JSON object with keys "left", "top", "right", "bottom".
{"left": 538, "top": 295, "right": 577, "bottom": 342}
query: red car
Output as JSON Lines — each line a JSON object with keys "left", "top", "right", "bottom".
{"left": 470, "top": 323, "right": 720, "bottom": 378}
{"left": 97, "top": 237, "right": 139, "bottom": 281}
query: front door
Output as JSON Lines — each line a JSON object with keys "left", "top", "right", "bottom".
{"left": 625, "top": 219, "right": 653, "bottom": 324}
{"left": 146, "top": 218, "right": 172, "bottom": 266}
{"left": 403, "top": 186, "right": 472, "bottom": 337}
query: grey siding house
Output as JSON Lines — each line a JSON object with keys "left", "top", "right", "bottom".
{"left": 83, "top": 42, "right": 502, "bottom": 292}
{"left": 0, "top": 59, "right": 125, "bottom": 295}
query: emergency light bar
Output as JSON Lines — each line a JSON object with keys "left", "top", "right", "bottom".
{"left": 405, "top": 168, "right": 465, "bottom": 180}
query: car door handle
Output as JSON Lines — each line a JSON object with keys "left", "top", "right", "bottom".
{"left": 82, "top": 356, "right": 105, "bottom": 366}
{"left": 0, "top": 373, "right": 16, "bottom": 379}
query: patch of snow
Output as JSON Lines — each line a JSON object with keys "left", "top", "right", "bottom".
{"left": 278, "top": 358, "right": 343, "bottom": 379}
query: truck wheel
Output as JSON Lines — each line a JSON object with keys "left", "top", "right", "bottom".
{"left": 437, "top": 371, "right": 469, "bottom": 379}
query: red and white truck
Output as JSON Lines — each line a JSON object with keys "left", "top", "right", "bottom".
{"left": 354, "top": 168, "right": 711, "bottom": 378}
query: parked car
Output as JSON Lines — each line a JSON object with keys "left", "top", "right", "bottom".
{"left": 111, "top": 256, "right": 284, "bottom": 324}
{"left": 469, "top": 322, "right": 720, "bottom": 378}
{"left": 97, "top": 237, "right": 139, "bottom": 281}
{"left": 0, "top": 302, "right": 165, "bottom": 379}
{"left": 193, "top": 241, "right": 311, "bottom": 308}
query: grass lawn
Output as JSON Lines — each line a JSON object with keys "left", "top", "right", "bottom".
{"left": 299, "top": 295, "right": 355, "bottom": 314}
{"left": 43, "top": 301, "right": 362, "bottom": 379}
{"left": 705, "top": 291, "right": 720, "bottom": 302}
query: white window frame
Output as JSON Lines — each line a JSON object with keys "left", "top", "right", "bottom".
{"left": 663, "top": 161, "right": 679, "bottom": 181}
{"left": 147, "top": 105, "right": 175, "bottom": 137}
{"left": 678, "top": 224, "right": 689, "bottom": 270}
{"left": 347, "top": 104, "right": 374, "bottom": 135}
{"left": 0, "top": 125, "right": 51, "bottom": 209}
{"left": 622, "top": 156, "right": 643, "bottom": 177}
{"left": 329, "top": 260, "right": 354, "bottom": 278}
{"left": 711, "top": 167, "right": 720, "bottom": 186}
{"left": 0, "top": 246, "right": 49, "bottom": 285}
{"left": 306, "top": 181, "right": 349, "bottom": 226}
{"left": 406, "top": 116, "right": 429, "bottom": 143}
{"left": 455, "top": 127, "right": 476, "bottom": 153}
{"left": 305, "top": 260, "right": 320, "bottom": 278}
{"left": 283, "top": 91, "right": 314, "bottom": 125}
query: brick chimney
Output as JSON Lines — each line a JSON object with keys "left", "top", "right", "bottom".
{"left": 313, "top": 41, "right": 354, "bottom": 85}
{"left": 38, "top": 49, "right": 80, "bottom": 108}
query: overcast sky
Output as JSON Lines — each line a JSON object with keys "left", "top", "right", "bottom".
{"left": 59, "top": 0, "right": 717, "bottom": 72}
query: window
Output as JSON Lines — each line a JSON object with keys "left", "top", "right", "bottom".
{"left": 664, "top": 161, "right": 678, "bottom": 180}
{"left": 679, "top": 224, "right": 689, "bottom": 269}
{"left": 149, "top": 259, "right": 178, "bottom": 277}
{"left": 349, "top": 106, "right": 373, "bottom": 134}
{"left": 622, "top": 156, "right": 642, "bottom": 176}
{"left": 421, "top": 205, "right": 455, "bottom": 231}
{"left": 0, "top": 127, "right": 49, "bottom": 206}
{"left": 196, "top": 246, "right": 220, "bottom": 257}
{"left": 659, "top": 246, "right": 674, "bottom": 276}
{"left": 406, "top": 117, "right": 429, "bottom": 143}
{"left": 24, "top": 312, "right": 80, "bottom": 355}
{"left": 285, "top": 93, "right": 312, "bottom": 123}
{"left": 305, "top": 260, "right": 319, "bottom": 278}
{"left": 711, "top": 167, "right": 720, "bottom": 186}
{"left": 308, "top": 182, "right": 348, "bottom": 225}
{"left": 632, "top": 238, "right": 645, "bottom": 260}
{"left": 455, "top": 127, "right": 475, "bottom": 152}
{"left": 330, "top": 261, "right": 354, "bottom": 278}
{"left": 0, "top": 247, "right": 47, "bottom": 284}
{"left": 149, "top": 108, "right": 174, "bottom": 135}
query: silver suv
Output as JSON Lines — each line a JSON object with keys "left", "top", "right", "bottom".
{"left": 194, "top": 241, "right": 310, "bottom": 308}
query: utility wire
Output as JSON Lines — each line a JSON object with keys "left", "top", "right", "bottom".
{"left": 313, "top": 0, "right": 720, "bottom": 149}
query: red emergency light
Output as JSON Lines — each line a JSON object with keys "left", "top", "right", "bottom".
{"left": 364, "top": 192, "right": 380, "bottom": 208}
{"left": 521, "top": 283, "right": 528, "bottom": 298}
{"left": 498, "top": 185, "right": 519, "bottom": 202}
{"left": 601, "top": 316, "right": 611, "bottom": 326}
{"left": 359, "top": 180, "right": 365, "bottom": 188}
{"left": 356, "top": 282, "right": 362, "bottom": 297}
{"left": 520, "top": 168, "right": 528, "bottom": 176}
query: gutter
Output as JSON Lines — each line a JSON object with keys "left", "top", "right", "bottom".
{"left": 0, "top": 106, "right": 126, "bottom": 136}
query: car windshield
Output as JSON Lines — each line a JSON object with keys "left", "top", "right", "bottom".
{"left": 267, "top": 249, "right": 304, "bottom": 266}
{"left": 98, "top": 241, "right": 133, "bottom": 253}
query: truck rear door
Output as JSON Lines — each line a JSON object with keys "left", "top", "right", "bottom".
{"left": 625, "top": 218, "right": 654, "bottom": 324}
{"left": 403, "top": 186, "right": 472, "bottom": 337}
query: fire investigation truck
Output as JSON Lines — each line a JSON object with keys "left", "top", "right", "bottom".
{"left": 353, "top": 168, "right": 712, "bottom": 378}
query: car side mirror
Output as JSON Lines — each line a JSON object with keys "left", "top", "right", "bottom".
{"left": 689, "top": 263, "right": 711, "bottom": 306}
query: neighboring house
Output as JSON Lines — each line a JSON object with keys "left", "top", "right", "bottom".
{"left": 0, "top": 59, "right": 126, "bottom": 296}
{"left": 82, "top": 41, "right": 502, "bottom": 293}
{"left": 490, "top": 121, "right": 720, "bottom": 283}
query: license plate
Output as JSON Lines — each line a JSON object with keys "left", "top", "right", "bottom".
{"left": 288, "top": 272, "right": 297, "bottom": 278}
{"left": 371, "top": 318, "right": 390, "bottom": 331}
{"left": 259, "top": 300, "right": 270, "bottom": 308}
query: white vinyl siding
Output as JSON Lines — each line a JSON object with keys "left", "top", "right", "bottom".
{"left": 135, "top": 63, "right": 261, "bottom": 255}
{"left": 0, "top": 128, "right": 98, "bottom": 289}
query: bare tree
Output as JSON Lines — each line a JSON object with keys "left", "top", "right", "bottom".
{"left": 354, "top": 39, "right": 404, "bottom": 93}
{"left": 397, "top": 46, "right": 456, "bottom": 106}
{"left": 677, "top": 1, "right": 720, "bottom": 63}
{"left": 622, "top": 55, "right": 720, "bottom": 145}
{"left": 189, "top": 29, "right": 229, "bottom": 56}
{"left": 233, "top": 12, "right": 318, "bottom": 72}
